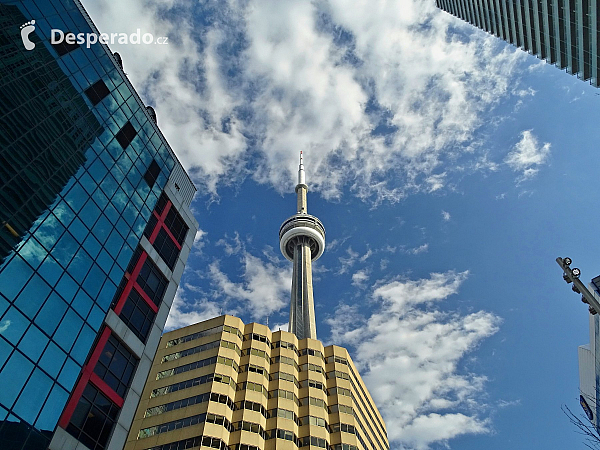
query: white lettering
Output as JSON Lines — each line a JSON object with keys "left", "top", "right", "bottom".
{"left": 130, "top": 29, "right": 141, "bottom": 44}
{"left": 50, "top": 29, "right": 64, "bottom": 44}
{"left": 86, "top": 33, "right": 97, "bottom": 48}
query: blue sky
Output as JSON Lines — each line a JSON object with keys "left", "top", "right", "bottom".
{"left": 84, "top": 0, "right": 600, "bottom": 448}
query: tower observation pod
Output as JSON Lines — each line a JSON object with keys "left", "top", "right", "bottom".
{"left": 279, "top": 152, "right": 325, "bottom": 340}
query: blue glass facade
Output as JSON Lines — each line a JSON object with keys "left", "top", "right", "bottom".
{"left": 0, "top": 0, "right": 189, "bottom": 448}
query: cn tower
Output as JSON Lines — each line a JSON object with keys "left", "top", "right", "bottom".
{"left": 279, "top": 152, "right": 326, "bottom": 340}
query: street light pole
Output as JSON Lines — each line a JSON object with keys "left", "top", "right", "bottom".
{"left": 556, "top": 257, "right": 600, "bottom": 315}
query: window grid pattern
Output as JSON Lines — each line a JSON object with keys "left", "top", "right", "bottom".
{"left": 118, "top": 288, "right": 155, "bottom": 343}
{"left": 112, "top": 246, "right": 166, "bottom": 343}
{"left": 146, "top": 435, "right": 228, "bottom": 450}
{"left": 151, "top": 372, "right": 236, "bottom": 398}
{"left": 133, "top": 332, "right": 389, "bottom": 450}
{"left": 93, "top": 334, "right": 138, "bottom": 398}
{"left": 139, "top": 412, "right": 232, "bottom": 439}
{"left": 165, "top": 324, "right": 242, "bottom": 348}
{"left": 145, "top": 392, "right": 234, "bottom": 418}
{"left": 65, "top": 384, "right": 118, "bottom": 450}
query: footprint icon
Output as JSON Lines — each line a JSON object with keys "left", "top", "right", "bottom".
{"left": 20, "top": 20, "right": 36, "bottom": 51}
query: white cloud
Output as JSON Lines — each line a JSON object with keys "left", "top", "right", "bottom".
{"left": 441, "top": 210, "right": 451, "bottom": 221}
{"left": 83, "top": 0, "right": 526, "bottom": 203}
{"left": 351, "top": 269, "right": 369, "bottom": 288}
{"left": 165, "top": 288, "right": 223, "bottom": 330}
{"left": 192, "top": 229, "right": 207, "bottom": 253}
{"left": 327, "top": 271, "right": 501, "bottom": 449}
{"left": 0, "top": 320, "right": 11, "bottom": 334}
{"left": 208, "top": 253, "right": 291, "bottom": 320}
{"left": 215, "top": 232, "right": 243, "bottom": 255}
{"left": 337, "top": 246, "right": 360, "bottom": 274}
{"left": 405, "top": 243, "right": 429, "bottom": 255}
{"left": 505, "top": 130, "right": 551, "bottom": 182}
{"left": 270, "top": 322, "right": 288, "bottom": 332}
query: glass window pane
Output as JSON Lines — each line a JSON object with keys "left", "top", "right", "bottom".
{"left": 0, "top": 256, "right": 34, "bottom": 301}
{"left": 71, "top": 325, "right": 95, "bottom": 365}
{"left": 39, "top": 341, "right": 67, "bottom": 378}
{"left": 54, "top": 309, "right": 83, "bottom": 353}
{"left": 0, "top": 307, "right": 29, "bottom": 346}
{"left": 19, "top": 325, "right": 48, "bottom": 363}
{"left": 58, "top": 357, "right": 81, "bottom": 391}
{"left": 14, "top": 274, "right": 51, "bottom": 319}
{"left": 35, "top": 293, "right": 68, "bottom": 337}
{"left": 0, "top": 350, "right": 33, "bottom": 408}
{"left": 13, "top": 368, "right": 53, "bottom": 424}
{"left": 35, "top": 383, "right": 69, "bottom": 432}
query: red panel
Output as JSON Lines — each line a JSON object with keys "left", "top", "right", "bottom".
{"left": 160, "top": 222, "right": 182, "bottom": 251}
{"left": 148, "top": 200, "right": 182, "bottom": 250}
{"left": 85, "top": 327, "right": 112, "bottom": 372}
{"left": 133, "top": 282, "right": 160, "bottom": 313}
{"left": 113, "top": 252, "right": 148, "bottom": 315}
{"left": 57, "top": 371, "right": 90, "bottom": 428}
{"left": 57, "top": 327, "right": 112, "bottom": 428}
{"left": 89, "top": 372, "right": 124, "bottom": 408}
{"left": 148, "top": 201, "right": 171, "bottom": 244}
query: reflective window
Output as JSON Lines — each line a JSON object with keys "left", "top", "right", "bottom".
{"left": 164, "top": 207, "right": 188, "bottom": 245}
{"left": 115, "top": 121, "right": 137, "bottom": 149}
{"left": 94, "top": 334, "right": 138, "bottom": 398}
{"left": 51, "top": 32, "right": 80, "bottom": 56}
{"left": 84, "top": 80, "right": 110, "bottom": 106}
{"left": 143, "top": 160, "right": 161, "bottom": 188}
{"left": 136, "top": 256, "right": 167, "bottom": 306}
{"left": 66, "top": 384, "right": 118, "bottom": 450}
{"left": 119, "top": 289, "right": 155, "bottom": 343}
{"left": 152, "top": 229, "right": 178, "bottom": 269}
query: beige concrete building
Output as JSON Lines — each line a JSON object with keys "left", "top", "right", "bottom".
{"left": 124, "top": 153, "right": 389, "bottom": 449}
{"left": 124, "top": 315, "right": 389, "bottom": 450}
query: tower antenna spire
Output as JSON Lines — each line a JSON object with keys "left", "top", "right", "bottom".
{"left": 279, "top": 152, "right": 325, "bottom": 340}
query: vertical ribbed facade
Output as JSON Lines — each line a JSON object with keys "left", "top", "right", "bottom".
{"left": 436, "top": 0, "right": 600, "bottom": 87}
{"left": 124, "top": 315, "right": 389, "bottom": 450}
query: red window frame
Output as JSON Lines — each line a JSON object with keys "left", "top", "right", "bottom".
{"left": 58, "top": 327, "right": 124, "bottom": 428}
{"left": 149, "top": 198, "right": 182, "bottom": 252}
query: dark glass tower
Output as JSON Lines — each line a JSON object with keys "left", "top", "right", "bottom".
{"left": 0, "top": 1, "right": 199, "bottom": 449}
{"left": 436, "top": 0, "right": 600, "bottom": 87}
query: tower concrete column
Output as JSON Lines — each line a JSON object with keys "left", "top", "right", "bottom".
{"left": 279, "top": 152, "right": 325, "bottom": 340}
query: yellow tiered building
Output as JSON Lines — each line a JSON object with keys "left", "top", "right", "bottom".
{"left": 124, "top": 315, "right": 389, "bottom": 450}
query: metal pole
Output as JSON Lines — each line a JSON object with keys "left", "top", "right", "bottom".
{"left": 556, "top": 257, "right": 600, "bottom": 314}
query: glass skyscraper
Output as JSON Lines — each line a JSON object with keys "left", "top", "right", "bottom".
{"left": 0, "top": 1, "right": 199, "bottom": 449}
{"left": 436, "top": 0, "right": 600, "bottom": 88}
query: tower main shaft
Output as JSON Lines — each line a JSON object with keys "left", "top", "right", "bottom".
{"left": 279, "top": 152, "right": 325, "bottom": 340}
